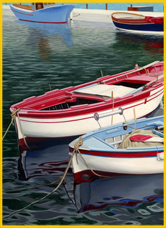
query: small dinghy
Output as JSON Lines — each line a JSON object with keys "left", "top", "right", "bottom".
{"left": 111, "top": 12, "right": 163, "bottom": 36}
{"left": 69, "top": 115, "right": 163, "bottom": 183}
{"left": 10, "top": 61, "right": 163, "bottom": 151}
{"left": 10, "top": 3, "right": 74, "bottom": 23}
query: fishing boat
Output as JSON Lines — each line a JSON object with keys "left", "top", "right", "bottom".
{"left": 10, "top": 3, "right": 74, "bottom": 23}
{"left": 69, "top": 115, "right": 163, "bottom": 183}
{"left": 111, "top": 12, "right": 163, "bottom": 36}
{"left": 10, "top": 61, "right": 163, "bottom": 151}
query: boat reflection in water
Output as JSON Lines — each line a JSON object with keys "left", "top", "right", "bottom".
{"left": 18, "top": 147, "right": 163, "bottom": 214}
{"left": 18, "top": 19, "right": 73, "bottom": 51}
{"left": 73, "top": 174, "right": 163, "bottom": 213}
{"left": 18, "top": 142, "right": 72, "bottom": 181}
{"left": 115, "top": 32, "right": 163, "bottom": 55}
{"left": 17, "top": 104, "right": 163, "bottom": 220}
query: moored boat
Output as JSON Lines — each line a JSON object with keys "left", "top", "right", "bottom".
{"left": 10, "top": 61, "right": 163, "bottom": 151}
{"left": 69, "top": 115, "right": 163, "bottom": 183}
{"left": 10, "top": 3, "right": 74, "bottom": 23}
{"left": 111, "top": 12, "right": 163, "bottom": 36}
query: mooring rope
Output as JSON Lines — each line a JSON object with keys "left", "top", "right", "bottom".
{"left": 17, "top": 111, "right": 30, "bottom": 150}
{"left": 138, "top": 66, "right": 159, "bottom": 82}
{"left": 3, "top": 137, "right": 83, "bottom": 219}
{"left": 2, "top": 108, "right": 20, "bottom": 140}
{"left": 4, "top": 178, "right": 62, "bottom": 193}
{"left": 77, "top": 149, "right": 110, "bottom": 178}
{"left": 73, "top": 13, "right": 80, "bottom": 17}
{"left": 3, "top": 108, "right": 30, "bottom": 150}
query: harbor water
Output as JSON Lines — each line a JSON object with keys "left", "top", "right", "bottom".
{"left": 3, "top": 4, "right": 163, "bottom": 225}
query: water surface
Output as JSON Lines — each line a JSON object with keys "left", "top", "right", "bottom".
{"left": 3, "top": 12, "right": 163, "bottom": 225}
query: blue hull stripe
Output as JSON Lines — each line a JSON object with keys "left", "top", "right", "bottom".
{"left": 113, "top": 21, "right": 163, "bottom": 32}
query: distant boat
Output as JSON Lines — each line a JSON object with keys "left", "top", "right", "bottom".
{"left": 10, "top": 3, "right": 74, "bottom": 23}
{"left": 111, "top": 12, "right": 163, "bottom": 36}
{"left": 69, "top": 115, "right": 163, "bottom": 183}
{"left": 10, "top": 61, "right": 163, "bottom": 151}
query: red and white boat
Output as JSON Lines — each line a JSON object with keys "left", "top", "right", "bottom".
{"left": 10, "top": 61, "right": 163, "bottom": 150}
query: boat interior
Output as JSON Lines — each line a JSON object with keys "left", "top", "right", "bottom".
{"left": 112, "top": 12, "right": 146, "bottom": 20}
{"left": 104, "top": 125, "right": 163, "bottom": 149}
{"left": 13, "top": 4, "right": 32, "bottom": 10}
{"left": 13, "top": 3, "right": 56, "bottom": 11}
{"left": 41, "top": 81, "right": 146, "bottom": 111}
{"left": 104, "top": 133, "right": 129, "bottom": 149}
{"left": 11, "top": 62, "right": 163, "bottom": 112}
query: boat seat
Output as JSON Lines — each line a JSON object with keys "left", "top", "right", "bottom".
{"left": 13, "top": 4, "right": 32, "bottom": 10}
{"left": 74, "top": 84, "right": 135, "bottom": 98}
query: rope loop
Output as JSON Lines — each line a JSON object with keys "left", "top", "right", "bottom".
{"left": 74, "top": 136, "right": 83, "bottom": 151}
{"left": 3, "top": 108, "right": 20, "bottom": 140}
{"left": 11, "top": 108, "right": 20, "bottom": 125}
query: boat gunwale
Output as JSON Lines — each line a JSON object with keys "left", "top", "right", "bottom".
{"left": 10, "top": 62, "right": 163, "bottom": 118}
{"left": 11, "top": 3, "right": 74, "bottom": 13}
{"left": 10, "top": 81, "right": 163, "bottom": 118}
{"left": 111, "top": 12, "right": 164, "bottom": 26}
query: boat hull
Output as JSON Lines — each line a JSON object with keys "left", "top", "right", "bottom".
{"left": 14, "top": 85, "right": 163, "bottom": 144}
{"left": 10, "top": 4, "right": 74, "bottom": 23}
{"left": 111, "top": 13, "right": 163, "bottom": 35}
{"left": 71, "top": 151, "right": 163, "bottom": 183}
{"left": 112, "top": 21, "right": 163, "bottom": 34}
{"left": 10, "top": 61, "right": 163, "bottom": 151}
{"left": 69, "top": 115, "right": 163, "bottom": 183}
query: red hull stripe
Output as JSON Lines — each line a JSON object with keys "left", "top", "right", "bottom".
{"left": 70, "top": 148, "right": 163, "bottom": 158}
{"left": 19, "top": 115, "right": 92, "bottom": 123}
{"left": 112, "top": 19, "right": 154, "bottom": 25}
{"left": 124, "top": 90, "right": 163, "bottom": 111}
{"left": 11, "top": 8, "right": 33, "bottom": 16}
{"left": 74, "top": 170, "right": 157, "bottom": 184}
{"left": 19, "top": 19, "right": 67, "bottom": 24}
{"left": 147, "top": 90, "right": 163, "bottom": 102}
{"left": 111, "top": 16, "right": 153, "bottom": 25}
{"left": 17, "top": 90, "right": 163, "bottom": 123}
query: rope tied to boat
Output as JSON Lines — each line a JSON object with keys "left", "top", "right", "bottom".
{"left": 2, "top": 108, "right": 20, "bottom": 140}
{"left": 3, "top": 108, "right": 30, "bottom": 150}
{"left": 3, "top": 137, "right": 83, "bottom": 219}
{"left": 73, "top": 13, "right": 80, "bottom": 17}
{"left": 135, "top": 64, "right": 159, "bottom": 83}
{"left": 17, "top": 111, "right": 30, "bottom": 150}
{"left": 73, "top": 136, "right": 83, "bottom": 164}
{"left": 73, "top": 137, "right": 113, "bottom": 178}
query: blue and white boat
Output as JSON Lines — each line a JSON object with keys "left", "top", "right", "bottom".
{"left": 10, "top": 3, "right": 74, "bottom": 23}
{"left": 111, "top": 12, "right": 163, "bottom": 36}
{"left": 69, "top": 115, "right": 163, "bottom": 183}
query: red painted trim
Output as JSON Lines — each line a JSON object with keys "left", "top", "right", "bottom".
{"left": 147, "top": 90, "right": 163, "bottom": 102}
{"left": 19, "top": 115, "right": 92, "bottom": 123}
{"left": 111, "top": 15, "right": 153, "bottom": 25}
{"left": 70, "top": 148, "right": 163, "bottom": 158}
{"left": 16, "top": 89, "right": 163, "bottom": 123}
{"left": 124, "top": 90, "right": 163, "bottom": 111}
{"left": 11, "top": 8, "right": 33, "bottom": 16}
{"left": 10, "top": 62, "right": 163, "bottom": 119}
{"left": 74, "top": 170, "right": 160, "bottom": 184}
{"left": 19, "top": 19, "right": 67, "bottom": 24}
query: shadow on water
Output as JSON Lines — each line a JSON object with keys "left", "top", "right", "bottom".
{"left": 17, "top": 19, "right": 73, "bottom": 46}
{"left": 114, "top": 31, "right": 163, "bottom": 55}
{"left": 72, "top": 174, "right": 163, "bottom": 214}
